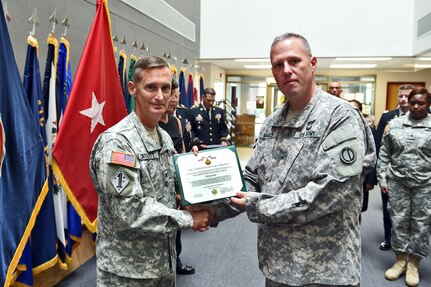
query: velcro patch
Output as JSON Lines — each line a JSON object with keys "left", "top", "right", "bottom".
{"left": 111, "top": 151, "right": 136, "bottom": 167}
{"left": 110, "top": 168, "right": 130, "bottom": 194}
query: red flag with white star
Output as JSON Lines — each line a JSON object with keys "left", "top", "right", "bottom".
{"left": 52, "top": 0, "right": 127, "bottom": 232}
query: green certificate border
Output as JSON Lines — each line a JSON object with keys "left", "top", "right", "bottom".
{"left": 173, "top": 145, "right": 246, "bottom": 206}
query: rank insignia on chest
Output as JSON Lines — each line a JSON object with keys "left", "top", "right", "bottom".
{"left": 196, "top": 114, "right": 203, "bottom": 122}
{"left": 306, "top": 120, "right": 315, "bottom": 130}
{"left": 111, "top": 151, "right": 136, "bottom": 167}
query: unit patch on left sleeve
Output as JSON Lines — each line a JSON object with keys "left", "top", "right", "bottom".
{"left": 110, "top": 168, "right": 130, "bottom": 194}
{"left": 323, "top": 125, "right": 364, "bottom": 178}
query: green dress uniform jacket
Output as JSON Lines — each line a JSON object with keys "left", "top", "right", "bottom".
{"left": 90, "top": 112, "right": 193, "bottom": 280}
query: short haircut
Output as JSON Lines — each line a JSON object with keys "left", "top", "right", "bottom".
{"left": 408, "top": 87, "right": 431, "bottom": 103}
{"left": 270, "top": 32, "right": 312, "bottom": 58}
{"left": 171, "top": 77, "right": 179, "bottom": 90}
{"left": 203, "top": 87, "right": 216, "bottom": 96}
{"left": 398, "top": 84, "right": 415, "bottom": 93}
{"left": 349, "top": 99, "right": 363, "bottom": 112}
{"left": 131, "top": 56, "right": 169, "bottom": 83}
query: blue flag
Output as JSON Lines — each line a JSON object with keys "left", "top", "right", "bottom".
{"left": 0, "top": 1, "right": 48, "bottom": 285}
{"left": 179, "top": 69, "right": 187, "bottom": 106}
{"left": 15, "top": 34, "right": 48, "bottom": 287}
{"left": 118, "top": 50, "right": 128, "bottom": 110}
{"left": 28, "top": 35, "right": 60, "bottom": 275}
{"left": 57, "top": 36, "right": 83, "bottom": 265}
{"left": 199, "top": 74, "right": 205, "bottom": 101}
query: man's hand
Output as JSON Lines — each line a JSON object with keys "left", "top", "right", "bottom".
{"left": 187, "top": 204, "right": 215, "bottom": 226}
{"left": 191, "top": 145, "right": 199, "bottom": 155}
{"left": 199, "top": 144, "right": 207, "bottom": 150}
{"left": 365, "top": 184, "right": 374, "bottom": 191}
{"left": 221, "top": 141, "right": 228, "bottom": 147}
{"left": 230, "top": 191, "right": 247, "bottom": 209}
{"left": 190, "top": 209, "right": 210, "bottom": 232}
{"left": 380, "top": 186, "right": 389, "bottom": 194}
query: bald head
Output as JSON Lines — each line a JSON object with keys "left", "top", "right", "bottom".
{"left": 327, "top": 82, "right": 342, "bottom": 97}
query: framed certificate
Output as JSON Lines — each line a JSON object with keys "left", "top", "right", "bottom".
{"left": 173, "top": 146, "right": 246, "bottom": 206}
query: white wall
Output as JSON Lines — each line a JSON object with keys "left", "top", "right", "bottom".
{"left": 201, "top": 0, "right": 414, "bottom": 58}
{"left": 413, "top": 0, "right": 431, "bottom": 55}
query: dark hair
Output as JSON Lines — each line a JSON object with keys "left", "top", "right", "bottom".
{"left": 171, "top": 77, "right": 179, "bottom": 90}
{"left": 408, "top": 87, "right": 431, "bottom": 103}
{"left": 270, "top": 32, "right": 312, "bottom": 58}
{"left": 203, "top": 87, "right": 216, "bottom": 96}
{"left": 131, "top": 56, "right": 169, "bottom": 83}
{"left": 349, "top": 99, "right": 363, "bottom": 112}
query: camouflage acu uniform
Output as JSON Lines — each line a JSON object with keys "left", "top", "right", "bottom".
{"left": 90, "top": 112, "right": 193, "bottom": 286}
{"left": 213, "top": 88, "right": 376, "bottom": 286}
{"left": 377, "top": 113, "right": 431, "bottom": 259}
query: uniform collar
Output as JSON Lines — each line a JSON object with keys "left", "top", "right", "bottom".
{"left": 273, "top": 87, "right": 321, "bottom": 128}
{"left": 130, "top": 112, "right": 171, "bottom": 153}
{"left": 402, "top": 113, "right": 431, "bottom": 128}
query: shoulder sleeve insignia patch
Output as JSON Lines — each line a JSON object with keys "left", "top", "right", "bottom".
{"left": 110, "top": 168, "right": 130, "bottom": 194}
{"left": 340, "top": 147, "right": 356, "bottom": 164}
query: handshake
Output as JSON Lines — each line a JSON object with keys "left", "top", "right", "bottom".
{"left": 185, "top": 204, "right": 215, "bottom": 232}
{"left": 183, "top": 191, "right": 248, "bottom": 232}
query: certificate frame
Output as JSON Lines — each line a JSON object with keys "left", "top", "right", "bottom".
{"left": 173, "top": 145, "right": 246, "bottom": 206}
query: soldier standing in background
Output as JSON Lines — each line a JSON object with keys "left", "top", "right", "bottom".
{"left": 377, "top": 88, "right": 431, "bottom": 287}
{"left": 327, "top": 81, "right": 343, "bottom": 97}
{"left": 375, "top": 84, "right": 414, "bottom": 251}
{"left": 189, "top": 87, "right": 229, "bottom": 149}
{"left": 90, "top": 56, "right": 209, "bottom": 286}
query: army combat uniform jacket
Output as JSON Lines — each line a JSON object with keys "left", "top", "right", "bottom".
{"left": 90, "top": 112, "right": 193, "bottom": 280}
{"left": 213, "top": 88, "right": 376, "bottom": 286}
{"left": 377, "top": 113, "right": 431, "bottom": 188}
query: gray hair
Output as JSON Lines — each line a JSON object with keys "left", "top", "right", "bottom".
{"left": 131, "top": 56, "right": 169, "bottom": 83}
{"left": 270, "top": 32, "right": 312, "bottom": 57}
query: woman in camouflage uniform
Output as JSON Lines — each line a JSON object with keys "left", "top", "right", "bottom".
{"left": 377, "top": 87, "right": 431, "bottom": 287}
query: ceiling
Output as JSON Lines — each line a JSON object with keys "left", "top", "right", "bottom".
{"left": 198, "top": 57, "right": 431, "bottom": 75}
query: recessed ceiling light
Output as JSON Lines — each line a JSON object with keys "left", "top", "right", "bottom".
{"left": 414, "top": 64, "right": 431, "bottom": 69}
{"left": 244, "top": 65, "right": 272, "bottom": 69}
{"left": 235, "top": 59, "right": 270, "bottom": 62}
{"left": 335, "top": 57, "right": 392, "bottom": 61}
{"left": 330, "top": 64, "right": 377, "bottom": 69}
{"left": 417, "top": 57, "right": 431, "bottom": 61}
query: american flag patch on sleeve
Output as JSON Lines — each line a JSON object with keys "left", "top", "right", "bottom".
{"left": 111, "top": 151, "right": 136, "bottom": 168}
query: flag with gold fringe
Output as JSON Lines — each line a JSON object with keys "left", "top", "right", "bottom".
{"left": 0, "top": 1, "right": 48, "bottom": 285}
{"left": 57, "top": 35, "right": 83, "bottom": 263}
{"left": 52, "top": 0, "right": 128, "bottom": 233}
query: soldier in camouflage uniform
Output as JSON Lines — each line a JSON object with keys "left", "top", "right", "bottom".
{"left": 90, "top": 56, "right": 209, "bottom": 287}
{"left": 377, "top": 87, "right": 431, "bottom": 287}
{"left": 198, "top": 33, "right": 376, "bottom": 286}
